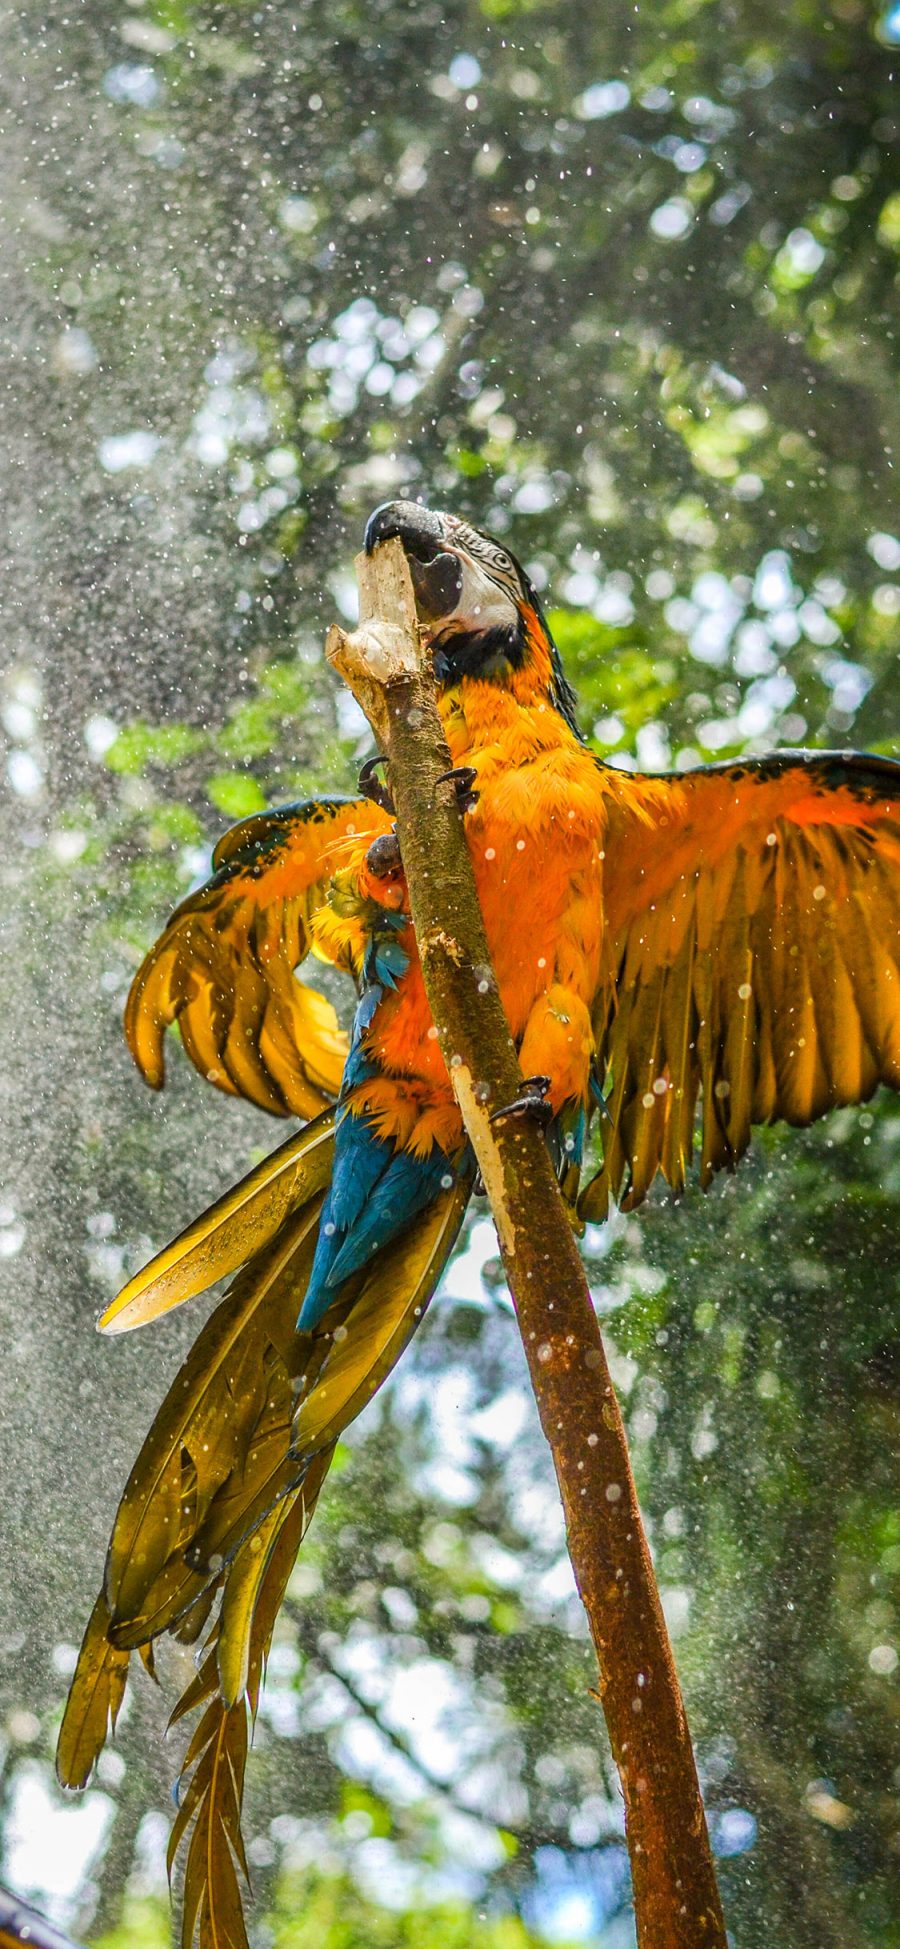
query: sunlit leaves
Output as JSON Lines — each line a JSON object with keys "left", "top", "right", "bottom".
{"left": 105, "top": 723, "right": 207, "bottom": 777}
{"left": 206, "top": 772, "right": 268, "bottom": 817}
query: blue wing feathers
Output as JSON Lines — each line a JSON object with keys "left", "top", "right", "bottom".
{"left": 298, "top": 1117, "right": 456, "bottom": 1330}
{"left": 326, "top": 1146, "right": 453, "bottom": 1288}
{"left": 329, "top": 1111, "right": 392, "bottom": 1231}
{"left": 295, "top": 886, "right": 460, "bottom": 1332}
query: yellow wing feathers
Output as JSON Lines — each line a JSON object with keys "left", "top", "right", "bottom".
{"left": 585, "top": 752, "right": 900, "bottom": 1217}
{"left": 125, "top": 796, "right": 388, "bottom": 1120}
{"left": 120, "top": 763, "right": 900, "bottom": 1217}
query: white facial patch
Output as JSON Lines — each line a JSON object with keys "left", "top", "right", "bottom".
{"left": 428, "top": 550, "right": 520, "bottom": 642}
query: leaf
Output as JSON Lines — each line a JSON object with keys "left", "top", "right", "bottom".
{"left": 105, "top": 722, "right": 207, "bottom": 777}
{"left": 206, "top": 773, "right": 268, "bottom": 819}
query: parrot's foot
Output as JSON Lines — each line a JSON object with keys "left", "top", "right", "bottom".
{"left": 359, "top": 754, "right": 394, "bottom": 814}
{"left": 366, "top": 830, "right": 403, "bottom": 879}
{"left": 436, "top": 765, "right": 479, "bottom": 813}
{"left": 490, "top": 1074, "right": 553, "bottom": 1127}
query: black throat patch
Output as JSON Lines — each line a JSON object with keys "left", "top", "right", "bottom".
{"left": 431, "top": 620, "right": 526, "bottom": 686}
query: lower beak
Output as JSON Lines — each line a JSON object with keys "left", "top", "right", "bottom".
{"left": 407, "top": 550, "right": 463, "bottom": 621}
{"left": 364, "top": 501, "right": 463, "bottom": 623}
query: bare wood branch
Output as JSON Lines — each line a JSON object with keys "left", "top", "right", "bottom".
{"left": 327, "top": 536, "right": 727, "bottom": 1949}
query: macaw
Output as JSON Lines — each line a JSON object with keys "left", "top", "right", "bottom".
{"left": 0, "top": 1887, "right": 83, "bottom": 1949}
{"left": 58, "top": 502, "right": 900, "bottom": 1943}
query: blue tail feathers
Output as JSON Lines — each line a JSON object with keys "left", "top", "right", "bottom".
{"left": 298, "top": 1108, "right": 459, "bottom": 1330}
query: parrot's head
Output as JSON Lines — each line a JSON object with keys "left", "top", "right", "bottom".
{"left": 364, "top": 501, "right": 581, "bottom": 737}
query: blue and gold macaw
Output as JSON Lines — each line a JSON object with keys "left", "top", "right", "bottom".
{"left": 58, "top": 503, "right": 900, "bottom": 1944}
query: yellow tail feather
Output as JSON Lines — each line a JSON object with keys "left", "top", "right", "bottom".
{"left": 60, "top": 1132, "right": 470, "bottom": 1949}
{"left": 56, "top": 1593, "right": 129, "bottom": 1792}
{"left": 98, "top": 1109, "right": 335, "bottom": 1333}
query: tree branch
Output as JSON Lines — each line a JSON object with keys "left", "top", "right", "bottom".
{"left": 326, "top": 538, "right": 727, "bottom": 1948}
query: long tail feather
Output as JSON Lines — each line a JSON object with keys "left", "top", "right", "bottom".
{"left": 105, "top": 1200, "right": 326, "bottom": 1632}
{"left": 98, "top": 1110, "right": 335, "bottom": 1333}
{"left": 216, "top": 1485, "right": 315, "bottom": 1709}
{"left": 56, "top": 1592, "right": 129, "bottom": 1791}
{"left": 117, "top": 1178, "right": 470, "bottom": 1654}
{"left": 168, "top": 1484, "right": 316, "bottom": 1949}
{"left": 60, "top": 1131, "right": 471, "bottom": 1948}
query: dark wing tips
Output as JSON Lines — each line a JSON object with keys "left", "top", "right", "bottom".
{"left": 210, "top": 796, "right": 356, "bottom": 877}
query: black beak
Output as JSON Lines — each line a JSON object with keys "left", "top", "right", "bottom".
{"left": 364, "top": 500, "right": 463, "bottom": 621}
{"left": 364, "top": 500, "right": 446, "bottom": 560}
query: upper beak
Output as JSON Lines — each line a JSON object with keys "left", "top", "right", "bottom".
{"left": 364, "top": 500, "right": 446, "bottom": 559}
{"left": 364, "top": 500, "right": 464, "bottom": 622}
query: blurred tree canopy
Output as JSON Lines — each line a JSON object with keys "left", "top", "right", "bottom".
{"left": 0, "top": 0, "right": 897, "bottom": 1945}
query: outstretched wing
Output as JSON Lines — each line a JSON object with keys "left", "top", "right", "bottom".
{"left": 126, "top": 796, "right": 388, "bottom": 1120}
{"left": 583, "top": 751, "right": 900, "bottom": 1218}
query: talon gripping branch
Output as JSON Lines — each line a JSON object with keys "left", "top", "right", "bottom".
{"left": 58, "top": 504, "right": 900, "bottom": 1945}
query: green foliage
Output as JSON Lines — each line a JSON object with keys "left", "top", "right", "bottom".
{"left": 268, "top": 1873, "right": 555, "bottom": 1948}
{"left": 88, "top": 1880, "right": 557, "bottom": 1949}
{"left": 206, "top": 770, "right": 268, "bottom": 816}
{"left": 105, "top": 724, "right": 207, "bottom": 778}
{"left": 91, "top": 1899, "right": 171, "bottom": 1949}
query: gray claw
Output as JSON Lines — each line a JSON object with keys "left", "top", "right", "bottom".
{"left": 359, "top": 754, "right": 394, "bottom": 815}
{"left": 436, "top": 765, "right": 479, "bottom": 813}
{"left": 490, "top": 1075, "right": 554, "bottom": 1127}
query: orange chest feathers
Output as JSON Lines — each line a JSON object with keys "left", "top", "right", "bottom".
{"left": 364, "top": 697, "right": 609, "bottom": 1088}
{"left": 465, "top": 751, "right": 607, "bottom": 1036}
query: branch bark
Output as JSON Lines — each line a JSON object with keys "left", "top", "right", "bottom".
{"left": 326, "top": 538, "right": 727, "bottom": 1949}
